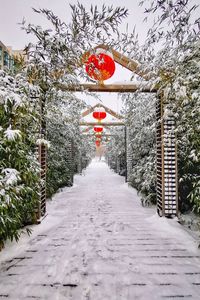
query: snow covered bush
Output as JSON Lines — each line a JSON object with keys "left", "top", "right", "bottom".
{"left": 45, "top": 90, "right": 94, "bottom": 197}
{"left": 106, "top": 127, "right": 126, "bottom": 175}
{"left": 160, "top": 41, "right": 200, "bottom": 212}
{"left": 139, "top": 0, "right": 200, "bottom": 212}
{"left": 105, "top": 93, "right": 157, "bottom": 206}
{"left": 0, "top": 70, "right": 40, "bottom": 243}
{"left": 123, "top": 93, "right": 157, "bottom": 205}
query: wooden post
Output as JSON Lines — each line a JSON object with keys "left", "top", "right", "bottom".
{"left": 124, "top": 125, "right": 128, "bottom": 182}
{"left": 126, "top": 126, "right": 132, "bottom": 184}
{"left": 37, "top": 95, "right": 47, "bottom": 220}
{"left": 66, "top": 139, "right": 74, "bottom": 186}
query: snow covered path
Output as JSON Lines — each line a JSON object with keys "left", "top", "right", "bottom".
{"left": 0, "top": 160, "right": 200, "bottom": 300}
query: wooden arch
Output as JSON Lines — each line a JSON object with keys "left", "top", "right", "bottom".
{"left": 80, "top": 103, "right": 125, "bottom": 135}
{"left": 39, "top": 44, "right": 178, "bottom": 219}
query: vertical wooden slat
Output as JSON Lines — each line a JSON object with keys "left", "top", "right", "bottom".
{"left": 66, "top": 139, "right": 74, "bottom": 186}
{"left": 124, "top": 126, "right": 128, "bottom": 182}
{"left": 156, "top": 95, "right": 178, "bottom": 217}
{"left": 126, "top": 126, "right": 132, "bottom": 184}
{"left": 37, "top": 95, "right": 47, "bottom": 220}
{"left": 163, "top": 117, "right": 178, "bottom": 216}
{"left": 156, "top": 95, "right": 164, "bottom": 216}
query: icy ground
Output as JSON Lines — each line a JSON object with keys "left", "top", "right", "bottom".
{"left": 0, "top": 160, "right": 200, "bottom": 300}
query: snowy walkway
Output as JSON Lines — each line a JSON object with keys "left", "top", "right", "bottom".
{"left": 0, "top": 161, "right": 200, "bottom": 300}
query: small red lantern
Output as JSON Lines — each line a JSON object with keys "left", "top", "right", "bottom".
{"left": 95, "top": 140, "right": 101, "bottom": 147}
{"left": 96, "top": 133, "right": 102, "bottom": 139}
{"left": 94, "top": 126, "right": 103, "bottom": 133}
{"left": 85, "top": 49, "right": 115, "bottom": 81}
{"left": 93, "top": 107, "right": 107, "bottom": 121}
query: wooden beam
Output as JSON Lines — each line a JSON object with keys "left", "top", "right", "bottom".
{"left": 80, "top": 122, "right": 125, "bottom": 126}
{"left": 81, "top": 106, "right": 97, "bottom": 118}
{"left": 57, "top": 83, "right": 157, "bottom": 93}
{"left": 82, "top": 134, "right": 116, "bottom": 137}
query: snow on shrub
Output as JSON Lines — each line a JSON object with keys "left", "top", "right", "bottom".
{"left": 0, "top": 70, "right": 40, "bottom": 243}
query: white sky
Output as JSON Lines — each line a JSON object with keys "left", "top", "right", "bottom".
{"left": 0, "top": 0, "right": 149, "bottom": 49}
{"left": 0, "top": 0, "right": 199, "bottom": 114}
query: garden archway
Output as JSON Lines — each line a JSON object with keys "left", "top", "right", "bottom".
{"left": 39, "top": 44, "right": 178, "bottom": 218}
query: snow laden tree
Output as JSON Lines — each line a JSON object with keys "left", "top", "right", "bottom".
{"left": 160, "top": 41, "right": 200, "bottom": 212}
{"left": 124, "top": 93, "right": 157, "bottom": 206}
{"left": 106, "top": 127, "right": 126, "bottom": 175}
{"left": 114, "top": 1, "right": 200, "bottom": 211}
{"left": 138, "top": 0, "right": 200, "bottom": 212}
{"left": 0, "top": 70, "right": 40, "bottom": 245}
{"left": 46, "top": 89, "right": 94, "bottom": 197}
{"left": 105, "top": 94, "right": 157, "bottom": 207}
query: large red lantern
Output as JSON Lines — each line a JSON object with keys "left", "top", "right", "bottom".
{"left": 85, "top": 49, "right": 115, "bottom": 81}
{"left": 93, "top": 107, "right": 107, "bottom": 121}
{"left": 94, "top": 126, "right": 103, "bottom": 133}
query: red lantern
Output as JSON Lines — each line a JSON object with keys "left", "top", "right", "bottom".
{"left": 96, "top": 133, "right": 102, "bottom": 139}
{"left": 96, "top": 137, "right": 101, "bottom": 142}
{"left": 94, "top": 126, "right": 103, "bottom": 133}
{"left": 93, "top": 107, "right": 107, "bottom": 121}
{"left": 85, "top": 49, "right": 115, "bottom": 81}
{"left": 95, "top": 140, "right": 101, "bottom": 147}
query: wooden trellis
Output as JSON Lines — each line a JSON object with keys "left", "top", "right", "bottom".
{"left": 37, "top": 96, "right": 47, "bottom": 219}
{"left": 38, "top": 144, "right": 46, "bottom": 218}
{"left": 38, "top": 44, "right": 179, "bottom": 218}
{"left": 156, "top": 97, "right": 178, "bottom": 217}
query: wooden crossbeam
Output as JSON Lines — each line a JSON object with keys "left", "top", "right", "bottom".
{"left": 57, "top": 83, "right": 157, "bottom": 93}
{"left": 80, "top": 122, "right": 125, "bottom": 126}
{"left": 82, "top": 106, "right": 97, "bottom": 118}
{"left": 82, "top": 134, "right": 116, "bottom": 137}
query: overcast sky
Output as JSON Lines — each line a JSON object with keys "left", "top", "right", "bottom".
{"left": 0, "top": 0, "right": 199, "bottom": 113}
{"left": 0, "top": 0, "right": 150, "bottom": 49}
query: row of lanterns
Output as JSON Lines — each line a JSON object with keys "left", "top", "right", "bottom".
{"left": 93, "top": 107, "right": 107, "bottom": 148}
{"left": 84, "top": 48, "right": 115, "bottom": 148}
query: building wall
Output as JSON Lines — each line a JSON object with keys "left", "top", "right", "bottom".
{"left": 0, "top": 40, "right": 24, "bottom": 71}
{"left": 0, "top": 41, "right": 13, "bottom": 70}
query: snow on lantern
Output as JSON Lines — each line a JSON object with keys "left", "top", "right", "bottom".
{"left": 93, "top": 107, "right": 107, "bottom": 121}
{"left": 85, "top": 48, "right": 115, "bottom": 81}
{"left": 94, "top": 126, "right": 103, "bottom": 133}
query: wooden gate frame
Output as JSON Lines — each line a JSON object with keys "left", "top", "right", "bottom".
{"left": 80, "top": 103, "right": 127, "bottom": 179}
{"left": 38, "top": 44, "right": 179, "bottom": 218}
